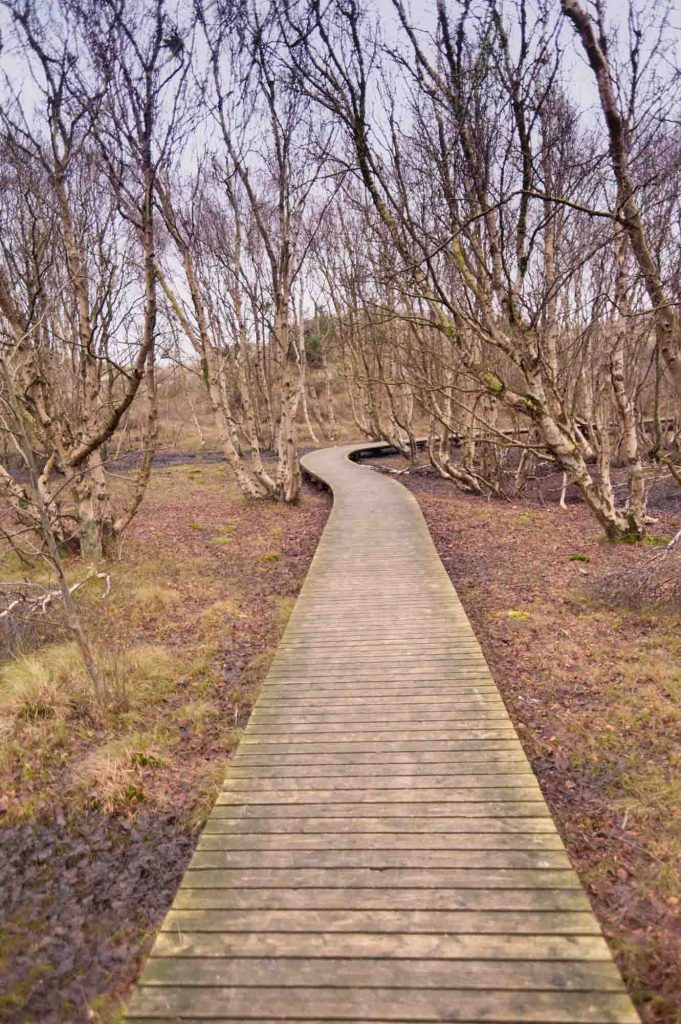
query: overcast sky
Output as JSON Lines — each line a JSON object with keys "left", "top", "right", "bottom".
{"left": 2, "top": 0, "right": 679, "bottom": 159}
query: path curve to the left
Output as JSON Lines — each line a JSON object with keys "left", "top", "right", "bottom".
{"left": 126, "top": 441, "right": 638, "bottom": 1023}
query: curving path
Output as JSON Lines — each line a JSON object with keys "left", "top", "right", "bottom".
{"left": 127, "top": 442, "right": 638, "bottom": 1023}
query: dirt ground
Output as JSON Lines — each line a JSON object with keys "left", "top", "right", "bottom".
{"left": 0, "top": 464, "right": 330, "bottom": 1023}
{"left": 363, "top": 453, "right": 681, "bottom": 1023}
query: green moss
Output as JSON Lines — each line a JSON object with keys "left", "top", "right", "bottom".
{"left": 217, "top": 523, "right": 238, "bottom": 534}
{"left": 482, "top": 370, "right": 504, "bottom": 394}
{"left": 88, "top": 991, "right": 127, "bottom": 1024}
{"left": 130, "top": 750, "right": 166, "bottom": 768}
{"left": 274, "top": 595, "right": 296, "bottom": 628}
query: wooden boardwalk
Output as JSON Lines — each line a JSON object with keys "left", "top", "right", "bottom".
{"left": 127, "top": 442, "right": 638, "bottom": 1023}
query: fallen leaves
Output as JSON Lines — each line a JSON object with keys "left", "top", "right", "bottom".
{"left": 400, "top": 466, "right": 681, "bottom": 1023}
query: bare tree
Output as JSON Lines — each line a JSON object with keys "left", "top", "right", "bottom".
{"left": 562, "top": 0, "right": 681, "bottom": 401}
{"left": 0, "top": 0, "right": 189, "bottom": 556}
{"left": 281, "top": 0, "right": 681, "bottom": 538}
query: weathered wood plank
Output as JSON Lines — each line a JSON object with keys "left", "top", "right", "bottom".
{"left": 215, "top": 789, "right": 545, "bottom": 806}
{"left": 181, "top": 868, "right": 582, "bottom": 889}
{"left": 209, "top": 801, "right": 552, "bottom": 819}
{"left": 149, "top": 932, "right": 612, "bottom": 961}
{"left": 248, "top": 710, "right": 510, "bottom": 726}
{"left": 220, "top": 773, "right": 535, "bottom": 791}
{"left": 161, "top": 908, "right": 602, "bottom": 934}
{"left": 141, "top": 954, "right": 623, "bottom": 989}
{"left": 127, "top": 986, "right": 639, "bottom": 1022}
{"left": 188, "top": 849, "right": 571, "bottom": 870}
{"left": 201, "top": 814, "right": 557, "bottom": 834}
{"left": 196, "top": 831, "right": 564, "bottom": 850}
{"left": 236, "top": 737, "right": 520, "bottom": 751}
{"left": 255, "top": 698, "right": 503, "bottom": 710}
{"left": 231, "top": 746, "right": 526, "bottom": 766}
{"left": 257, "top": 688, "right": 501, "bottom": 701}
{"left": 170, "top": 887, "right": 593, "bottom": 912}
{"left": 226, "top": 760, "right": 531, "bottom": 779}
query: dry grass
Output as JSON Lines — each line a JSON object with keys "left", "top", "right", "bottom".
{"left": 70, "top": 733, "right": 168, "bottom": 812}
{"left": 0, "top": 641, "right": 175, "bottom": 718}
{"left": 129, "top": 584, "right": 183, "bottom": 613}
{"left": 198, "top": 598, "right": 245, "bottom": 628}
{"left": 0, "top": 461, "right": 329, "bottom": 824}
{"left": 0, "top": 642, "right": 91, "bottom": 722}
{"left": 0, "top": 641, "right": 180, "bottom": 813}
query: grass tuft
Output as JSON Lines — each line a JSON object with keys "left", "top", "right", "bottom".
{"left": 130, "top": 585, "right": 182, "bottom": 612}
{"left": 0, "top": 641, "right": 176, "bottom": 723}
{"left": 198, "top": 599, "right": 244, "bottom": 629}
{"left": 0, "top": 642, "right": 92, "bottom": 721}
{"left": 70, "top": 732, "right": 166, "bottom": 811}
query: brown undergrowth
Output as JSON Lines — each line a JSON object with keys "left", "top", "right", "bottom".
{"left": 0, "top": 462, "right": 330, "bottom": 1022}
{"left": 377, "top": 461, "right": 681, "bottom": 1023}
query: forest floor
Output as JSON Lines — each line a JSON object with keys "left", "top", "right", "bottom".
{"left": 364, "top": 453, "right": 681, "bottom": 1024}
{"left": 0, "top": 462, "right": 330, "bottom": 1023}
{"left": 2, "top": 447, "right": 680, "bottom": 1023}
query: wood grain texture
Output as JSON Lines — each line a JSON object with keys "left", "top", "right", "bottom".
{"left": 126, "top": 442, "right": 638, "bottom": 1023}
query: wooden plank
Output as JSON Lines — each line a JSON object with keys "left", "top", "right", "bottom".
{"left": 226, "top": 764, "right": 531, "bottom": 780}
{"left": 248, "top": 710, "right": 510, "bottom": 726}
{"left": 231, "top": 746, "right": 526, "bottom": 766}
{"left": 161, "top": 908, "right": 602, "bottom": 934}
{"left": 139, "top": 954, "right": 622, "bottom": 987}
{"left": 258, "top": 677, "right": 498, "bottom": 689}
{"left": 188, "top": 849, "right": 571, "bottom": 870}
{"left": 221, "top": 773, "right": 535, "bottom": 791}
{"left": 209, "top": 801, "right": 551, "bottom": 819}
{"left": 196, "top": 832, "right": 564, "bottom": 851}
{"left": 180, "top": 868, "right": 582, "bottom": 889}
{"left": 148, "top": 932, "right": 613, "bottom": 961}
{"left": 239, "top": 732, "right": 519, "bottom": 747}
{"left": 227, "top": 766, "right": 530, "bottom": 779}
{"left": 251, "top": 694, "right": 503, "bottom": 709}
{"left": 215, "top": 788, "right": 544, "bottom": 806}
{"left": 201, "top": 814, "right": 557, "bottom": 834}
{"left": 238, "top": 733, "right": 519, "bottom": 750}
{"left": 255, "top": 697, "right": 502, "bottom": 709}
{"left": 264, "top": 668, "right": 492, "bottom": 681}
{"left": 258, "top": 688, "right": 501, "bottom": 701}
{"left": 170, "top": 888, "right": 593, "bottom": 912}
{"left": 265, "top": 668, "right": 495, "bottom": 677}
{"left": 257, "top": 689, "right": 501, "bottom": 701}
{"left": 269, "top": 656, "right": 488, "bottom": 670}
{"left": 127, "top": 987, "right": 639, "bottom": 1021}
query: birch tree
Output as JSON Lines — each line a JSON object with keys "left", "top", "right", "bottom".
{"left": 0, "top": 0, "right": 186, "bottom": 556}
{"left": 284, "top": 0, "right": 680, "bottom": 538}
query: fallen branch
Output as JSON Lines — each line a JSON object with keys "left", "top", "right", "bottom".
{"left": 0, "top": 570, "right": 112, "bottom": 621}
{"left": 595, "top": 528, "right": 681, "bottom": 607}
